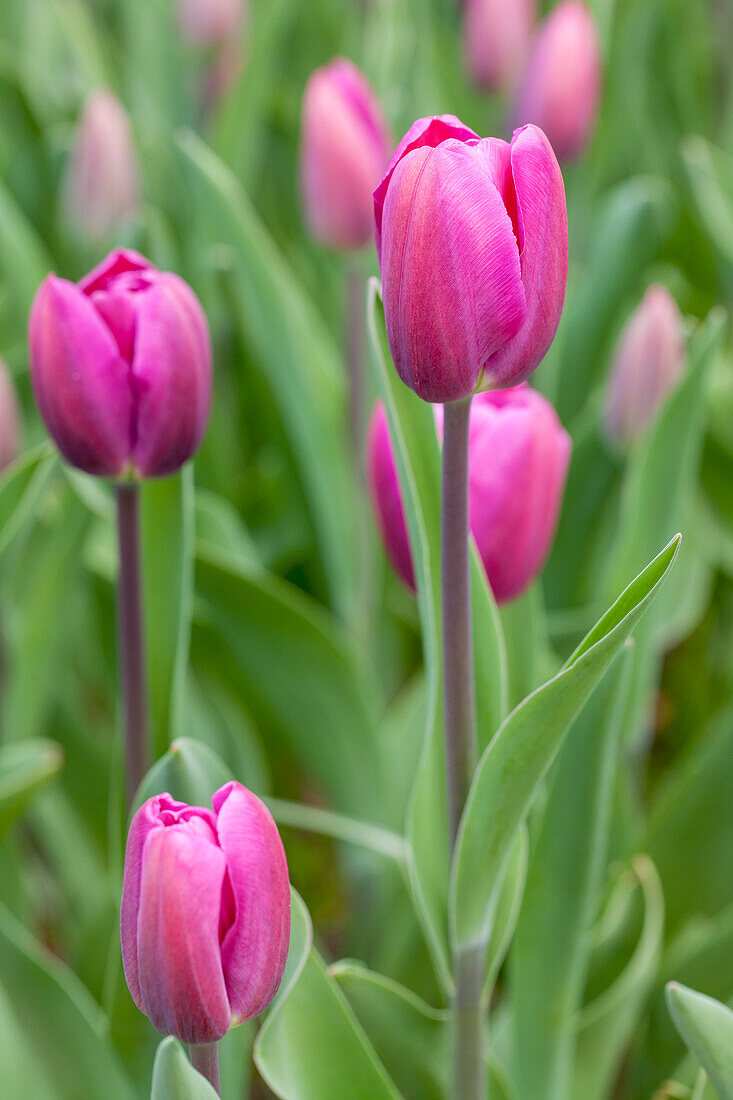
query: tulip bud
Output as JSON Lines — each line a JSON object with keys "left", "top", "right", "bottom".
{"left": 513, "top": 1, "right": 601, "bottom": 161}
{"left": 300, "top": 58, "right": 391, "bottom": 250}
{"left": 367, "top": 385, "right": 570, "bottom": 603}
{"left": 64, "top": 90, "right": 140, "bottom": 242}
{"left": 178, "top": 0, "right": 247, "bottom": 46}
{"left": 121, "top": 782, "right": 290, "bottom": 1044}
{"left": 604, "top": 285, "right": 685, "bottom": 447}
{"left": 28, "top": 249, "right": 212, "bottom": 479}
{"left": 462, "top": 0, "right": 536, "bottom": 93}
{"left": 374, "top": 116, "right": 567, "bottom": 403}
{"left": 0, "top": 360, "right": 21, "bottom": 474}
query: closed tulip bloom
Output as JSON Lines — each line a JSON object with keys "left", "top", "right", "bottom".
{"left": 513, "top": 1, "right": 601, "bottom": 161}
{"left": 604, "top": 285, "right": 685, "bottom": 447}
{"left": 121, "top": 782, "right": 291, "bottom": 1044}
{"left": 301, "top": 59, "right": 391, "bottom": 250}
{"left": 367, "top": 386, "right": 570, "bottom": 602}
{"left": 374, "top": 116, "right": 567, "bottom": 403}
{"left": 64, "top": 90, "right": 140, "bottom": 241}
{"left": 179, "top": 0, "right": 246, "bottom": 45}
{"left": 28, "top": 248, "right": 212, "bottom": 479}
{"left": 0, "top": 360, "right": 21, "bottom": 473}
{"left": 463, "top": 0, "right": 536, "bottom": 93}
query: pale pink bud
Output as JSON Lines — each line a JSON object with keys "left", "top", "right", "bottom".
{"left": 0, "top": 360, "right": 21, "bottom": 473}
{"left": 121, "top": 782, "right": 291, "bottom": 1044}
{"left": 301, "top": 59, "right": 391, "bottom": 250}
{"left": 179, "top": 0, "right": 247, "bottom": 46}
{"left": 513, "top": 1, "right": 601, "bottom": 161}
{"left": 604, "top": 285, "right": 686, "bottom": 446}
{"left": 65, "top": 90, "right": 140, "bottom": 241}
{"left": 462, "top": 0, "right": 536, "bottom": 92}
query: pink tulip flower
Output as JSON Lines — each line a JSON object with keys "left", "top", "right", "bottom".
{"left": 367, "top": 385, "right": 571, "bottom": 602}
{"left": 121, "top": 782, "right": 291, "bottom": 1044}
{"left": 374, "top": 116, "right": 567, "bottom": 403}
{"left": 64, "top": 90, "right": 140, "bottom": 242}
{"left": 604, "top": 285, "right": 686, "bottom": 446}
{"left": 513, "top": 1, "right": 601, "bottom": 161}
{"left": 301, "top": 58, "right": 391, "bottom": 250}
{"left": 462, "top": 0, "right": 536, "bottom": 93}
{"left": 0, "top": 360, "right": 21, "bottom": 473}
{"left": 28, "top": 248, "right": 212, "bottom": 479}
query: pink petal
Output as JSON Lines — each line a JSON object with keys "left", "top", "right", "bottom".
{"left": 79, "top": 248, "right": 152, "bottom": 295}
{"left": 366, "top": 403, "right": 415, "bottom": 590}
{"left": 212, "top": 782, "right": 291, "bottom": 1024}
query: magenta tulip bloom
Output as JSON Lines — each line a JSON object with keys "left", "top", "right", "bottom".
{"left": 374, "top": 116, "right": 567, "bottom": 403}
{"left": 64, "top": 90, "right": 140, "bottom": 241}
{"left": 513, "top": 1, "right": 601, "bottom": 162}
{"left": 604, "top": 285, "right": 685, "bottom": 447}
{"left": 121, "top": 782, "right": 291, "bottom": 1044}
{"left": 28, "top": 249, "right": 212, "bottom": 479}
{"left": 462, "top": 0, "right": 535, "bottom": 92}
{"left": 0, "top": 360, "right": 21, "bottom": 473}
{"left": 301, "top": 59, "right": 391, "bottom": 250}
{"left": 367, "top": 385, "right": 570, "bottom": 602}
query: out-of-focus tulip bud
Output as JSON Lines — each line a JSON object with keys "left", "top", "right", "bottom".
{"left": 367, "top": 385, "right": 571, "bottom": 602}
{"left": 121, "top": 781, "right": 291, "bottom": 1044}
{"left": 513, "top": 1, "right": 601, "bottom": 161}
{"left": 28, "top": 248, "right": 212, "bottom": 479}
{"left": 179, "top": 0, "right": 246, "bottom": 45}
{"left": 462, "top": 0, "right": 536, "bottom": 92}
{"left": 374, "top": 116, "right": 567, "bottom": 403}
{"left": 300, "top": 58, "right": 391, "bottom": 250}
{"left": 64, "top": 90, "right": 140, "bottom": 242}
{"left": 0, "top": 360, "right": 21, "bottom": 473}
{"left": 604, "top": 285, "right": 686, "bottom": 447}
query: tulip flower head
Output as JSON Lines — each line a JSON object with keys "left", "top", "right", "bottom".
{"left": 513, "top": 1, "right": 601, "bottom": 161}
{"left": 121, "top": 781, "right": 291, "bottom": 1044}
{"left": 64, "top": 90, "right": 140, "bottom": 242}
{"left": 604, "top": 285, "right": 686, "bottom": 447}
{"left": 374, "top": 116, "right": 567, "bottom": 403}
{"left": 462, "top": 0, "right": 536, "bottom": 93}
{"left": 0, "top": 360, "right": 21, "bottom": 474}
{"left": 368, "top": 385, "right": 571, "bottom": 602}
{"left": 28, "top": 249, "right": 212, "bottom": 479}
{"left": 301, "top": 58, "right": 391, "bottom": 250}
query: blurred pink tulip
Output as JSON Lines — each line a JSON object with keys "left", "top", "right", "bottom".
{"left": 368, "top": 385, "right": 571, "bottom": 602}
{"left": 374, "top": 115, "right": 567, "bottom": 403}
{"left": 0, "top": 360, "right": 21, "bottom": 473}
{"left": 28, "top": 249, "right": 212, "bottom": 479}
{"left": 179, "top": 0, "right": 246, "bottom": 45}
{"left": 513, "top": 1, "right": 601, "bottom": 161}
{"left": 300, "top": 58, "right": 391, "bottom": 250}
{"left": 462, "top": 0, "right": 536, "bottom": 92}
{"left": 121, "top": 782, "right": 291, "bottom": 1044}
{"left": 64, "top": 90, "right": 140, "bottom": 241}
{"left": 604, "top": 285, "right": 686, "bottom": 446}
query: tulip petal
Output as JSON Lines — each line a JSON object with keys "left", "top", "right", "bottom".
{"left": 367, "top": 403, "right": 415, "bottom": 590}
{"left": 79, "top": 248, "right": 152, "bottom": 295}
{"left": 28, "top": 275, "right": 132, "bottom": 476}
{"left": 381, "top": 140, "right": 526, "bottom": 403}
{"left": 483, "top": 125, "right": 567, "bottom": 388}
{"left": 136, "top": 823, "right": 231, "bottom": 1043}
{"left": 131, "top": 274, "right": 212, "bottom": 477}
{"left": 212, "top": 782, "right": 290, "bottom": 1024}
{"left": 374, "top": 114, "right": 479, "bottom": 258}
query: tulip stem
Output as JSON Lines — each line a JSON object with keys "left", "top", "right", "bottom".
{"left": 441, "top": 396, "right": 485, "bottom": 1100}
{"left": 190, "top": 1043, "right": 221, "bottom": 1095}
{"left": 116, "top": 482, "right": 150, "bottom": 805}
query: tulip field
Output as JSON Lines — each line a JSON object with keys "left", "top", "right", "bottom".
{"left": 0, "top": 0, "right": 732, "bottom": 1097}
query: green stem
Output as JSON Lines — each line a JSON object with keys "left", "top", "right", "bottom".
{"left": 189, "top": 1042, "right": 221, "bottom": 1095}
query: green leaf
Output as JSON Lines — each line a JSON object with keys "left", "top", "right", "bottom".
{"left": 450, "top": 535, "right": 679, "bottom": 955}
{"left": 332, "top": 962, "right": 448, "bottom": 1100}
{"left": 140, "top": 468, "right": 195, "bottom": 758}
{"left": 0, "top": 738, "right": 63, "bottom": 837}
{"left": 0, "top": 444, "right": 56, "bottom": 562}
{"left": 176, "top": 128, "right": 356, "bottom": 617}
{"left": 485, "top": 824, "right": 528, "bottom": 996}
{"left": 0, "top": 172, "right": 53, "bottom": 328}
{"left": 666, "top": 984, "right": 733, "bottom": 1100}
{"left": 151, "top": 1038, "right": 219, "bottom": 1100}
{"left": 367, "top": 279, "right": 507, "bottom": 991}
{"left": 254, "top": 892, "right": 401, "bottom": 1099}
{"left": 683, "top": 136, "right": 733, "bottom": 268}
